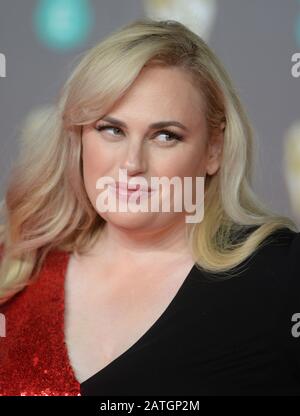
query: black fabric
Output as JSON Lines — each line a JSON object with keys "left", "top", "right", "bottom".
{"left": 80, "top": 227, "right": 300, "bottom": 396}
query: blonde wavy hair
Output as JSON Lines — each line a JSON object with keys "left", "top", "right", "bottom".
{"left": 0, "top": 18, "right": 297, "bottom": 305}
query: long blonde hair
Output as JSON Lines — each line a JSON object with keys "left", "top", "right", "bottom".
{"left": 0, "top": 18, "right": 297, "bottom": 304}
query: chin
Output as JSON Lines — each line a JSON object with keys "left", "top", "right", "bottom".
{"left": 100, "top": 211, "right": 158, "bottom": 228}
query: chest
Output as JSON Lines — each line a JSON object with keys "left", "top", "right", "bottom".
{"left": 64, "top": 254, "right": 195, "bottom": 383}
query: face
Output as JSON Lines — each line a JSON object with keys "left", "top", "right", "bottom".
{"left": 81, "top": 64, "right": 223, "bottom": 231}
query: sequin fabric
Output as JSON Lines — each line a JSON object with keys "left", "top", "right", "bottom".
{"left": 0, "top": 247, "right": 81, "bottom": 396}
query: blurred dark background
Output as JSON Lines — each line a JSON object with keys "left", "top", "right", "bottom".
{"left": 0, "top": 0, "right": 299, "bottom": 226}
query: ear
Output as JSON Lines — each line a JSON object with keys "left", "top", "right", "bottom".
{"left": 205, "top": 121, "right": 225, "bottom": 176}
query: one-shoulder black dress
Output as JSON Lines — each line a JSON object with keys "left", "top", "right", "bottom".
{"left": 80, "top": 227, "right": 300, "bottom": 396}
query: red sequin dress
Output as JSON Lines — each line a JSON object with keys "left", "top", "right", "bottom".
{"left": 0, "top": 247, "right": 81, "bottom": 396}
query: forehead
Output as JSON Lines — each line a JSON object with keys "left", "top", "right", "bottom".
{"left": 107, "top": 65, "right": 205, "bottom": 124}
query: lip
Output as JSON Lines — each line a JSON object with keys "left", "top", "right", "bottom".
{"left": 108, "top": 184, "right": 154, "bottom": 201}
{"left": 115, "top": 181, "right": 153, "bottom": 192}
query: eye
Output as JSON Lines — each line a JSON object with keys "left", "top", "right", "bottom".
{"left": 155, "top": 130, "right": 183, "bottom": 144}
{"left": 94, "top": 124, "right": 123, "bottom": 136}
{"left": 94, "top": 124, "right": 183, "bottom": 144}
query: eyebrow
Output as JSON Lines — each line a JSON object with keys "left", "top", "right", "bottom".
{"left": 101, "top": 116, "right": 189, "bottom": 131}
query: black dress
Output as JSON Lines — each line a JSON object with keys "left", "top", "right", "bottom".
{"left": 80, "top": 227, "right": 300, "bottom": 396}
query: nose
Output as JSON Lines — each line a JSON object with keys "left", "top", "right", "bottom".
{"left": 121, "top": 141, "right": 147, "bottom": 176}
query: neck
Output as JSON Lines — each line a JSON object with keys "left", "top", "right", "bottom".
{"left": 90, "top": 218, "right": 192, "bottom": 266}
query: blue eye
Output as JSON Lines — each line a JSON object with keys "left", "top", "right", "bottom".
{"left": 94, "top": 124, "right": 183, "bottom": 143}
{"left": 95, "top": 125, "right": 122, "bottom": 136}
{"left": 156, "top": 130, "right": 183, "bottom": 143}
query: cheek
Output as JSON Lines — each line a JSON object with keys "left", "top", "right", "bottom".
{"left": 154, "top": 149, "right": 207, "bottom": 206}
{"left": 157, "top": 148, "right": 207, "bottom": 180}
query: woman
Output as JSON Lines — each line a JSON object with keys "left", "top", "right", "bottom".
{"left": 0, "top": 18, "right": 299, "bottom": 396}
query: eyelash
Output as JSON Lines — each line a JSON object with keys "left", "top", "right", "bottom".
{"left": 94, "top": 124, "right": 183, "bottom": 144}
